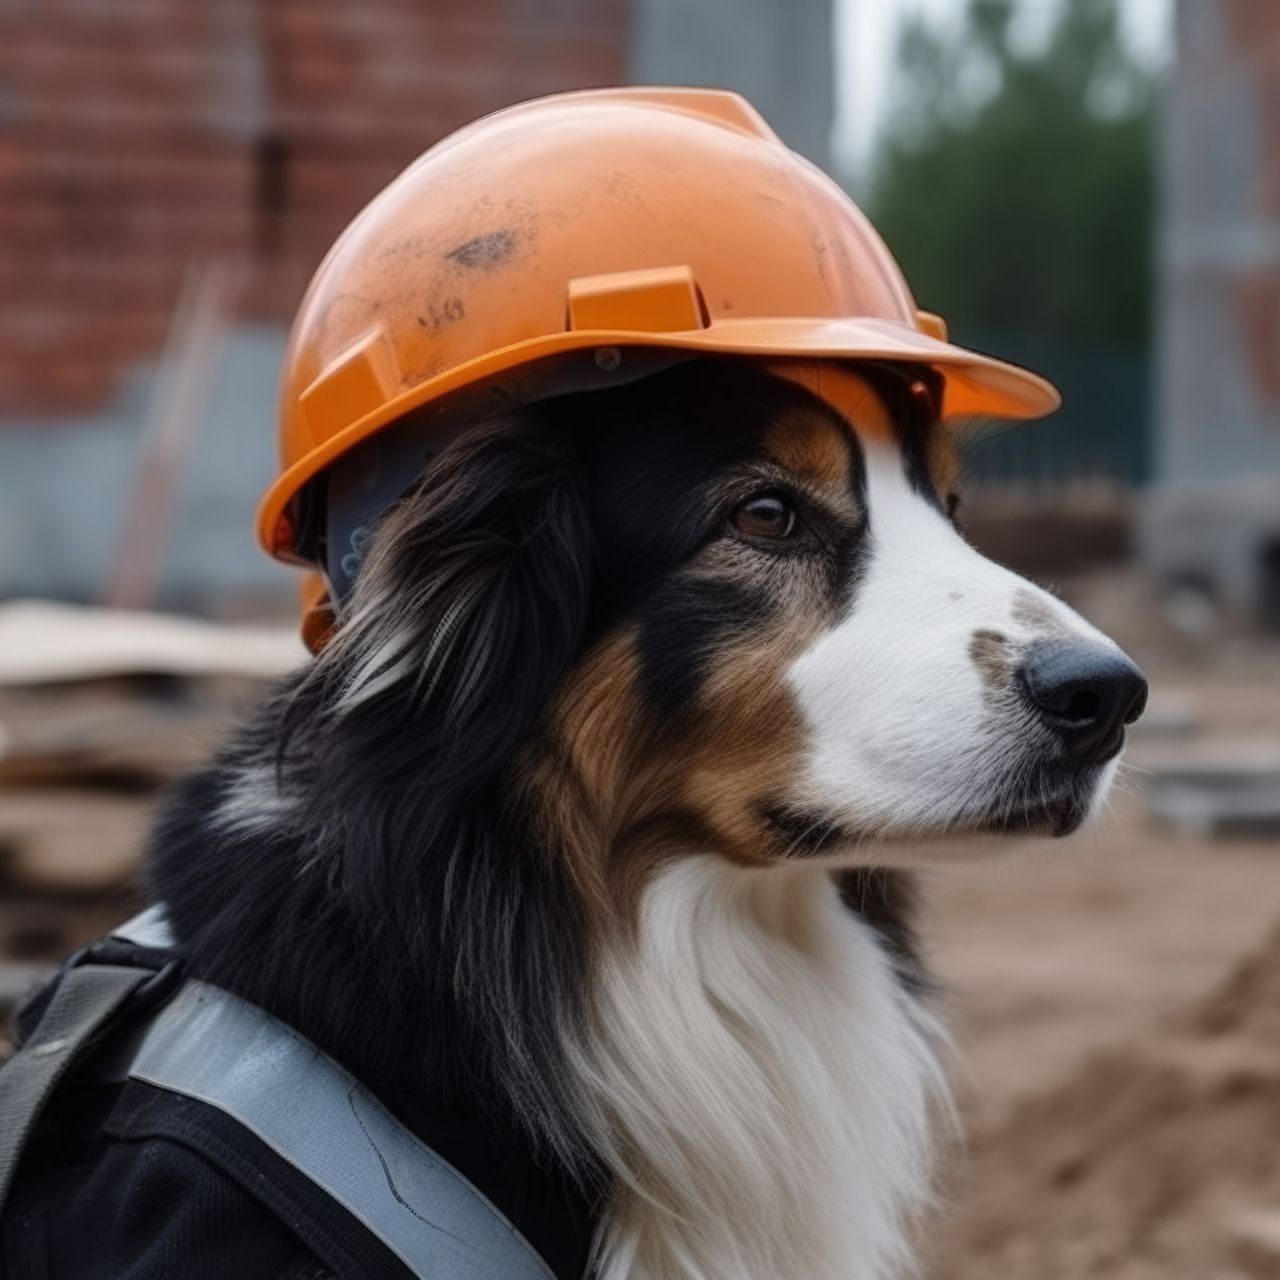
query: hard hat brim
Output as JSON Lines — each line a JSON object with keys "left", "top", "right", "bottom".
{"left": 258, "top": 316, "right": 1059, "bottom": 561}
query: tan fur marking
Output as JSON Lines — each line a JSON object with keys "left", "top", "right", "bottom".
{"left": 676, "top": 618, "right": 814, "bottom": 865}
{"left": 526, "top": 607, "right": 822, "bottom": 930}
{"left": 927, "top": 426, "right": 963, "bottom": 507}
{"left": 969, "top": 628, "right": 1013, "bottom": 691}
{"left": 760, "top": 408, "right": 851, "bottom": 496}
{"left": 521, "top": 632, "right": 648, "bottom": 920}
{"left": 1012, "top": 588, "right": 1068, "bottom": 634}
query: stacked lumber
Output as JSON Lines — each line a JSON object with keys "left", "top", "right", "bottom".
{"left": 0, "top": 601, "right": 302, "bottom": 1020}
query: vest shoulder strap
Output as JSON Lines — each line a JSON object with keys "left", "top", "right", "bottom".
{"left": 3, "top": 911, "right": 557, "bottom": 1280}
{"left": 0, "top": 962, "right": 156, "bottom": 1210}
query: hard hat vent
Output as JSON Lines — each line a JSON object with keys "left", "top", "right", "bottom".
{"left": 568, "top": 266, "right": 708, "bottom": 334}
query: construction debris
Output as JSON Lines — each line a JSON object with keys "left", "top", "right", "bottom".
{"left": 0, "top": 790, "right": 149, "bottom": 895}
{"left": 1148, "top": 767, "right": 1280, "bottom": 836}
{"left": 0, "top": 602, "right": 292, "bottom": 977}
{"left": 0, "top": 691, "right": 236, "bottom": 788}
{"left": 1136, "top": 736, "right": 1280, "bottom": 838}
{"left": 0, "top": 600, "right": 305, "bottom": 686}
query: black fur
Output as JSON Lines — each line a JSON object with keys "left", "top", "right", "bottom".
{"left": 150, "top": 416, "right": 603, "bottom": 1273}
{"left": 146, "top": 360, "right": 923, "bottom": 1276}
{"left": 833, "top": 868, "right": 932, "bottom": 997}
{"left": 633, "top": 577, "right": 764, "bottom": 720}
{"left": 863, "top": 365, "right": 946, "bottom": 511}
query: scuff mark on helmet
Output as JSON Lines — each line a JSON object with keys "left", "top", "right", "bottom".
{"left": 417, "top": 296, "right": 466, "bottom": 334}
{"left": 443, "top": 228, "right": 518, "bottom": 271}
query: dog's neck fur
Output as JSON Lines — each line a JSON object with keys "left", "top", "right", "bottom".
{"left": 152, "top": 737, "right": 945, "bottom": 1280}
{"left": 572, "top": 855, "right": 945, "bottom": 1280}
{"left": 148, "top": 680, "right": 947, "bottom": 1280}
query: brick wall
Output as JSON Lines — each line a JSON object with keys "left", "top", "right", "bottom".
{"left": 0, "top": 0, "right": 630, "bottom": 417}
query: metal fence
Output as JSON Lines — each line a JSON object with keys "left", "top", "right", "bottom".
{"left": 958, "top": 329, "right": 1151, "bottom": 491}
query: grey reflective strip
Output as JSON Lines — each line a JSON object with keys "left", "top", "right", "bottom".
{"left": 127, "top": 981, "right": 555, "bottom": 1280}
{"left": 111, "top": 905, "right": 175, "bottom": 950}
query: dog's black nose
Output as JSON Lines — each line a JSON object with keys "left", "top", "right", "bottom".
{"left": 1020, "top": 641, "right": 1148, "bottom": 764}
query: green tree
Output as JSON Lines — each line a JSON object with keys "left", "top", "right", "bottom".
{"left": 867, "top": 0, "right": 1155, "bottom": 350}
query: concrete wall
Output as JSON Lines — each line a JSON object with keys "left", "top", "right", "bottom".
{"left": 1144, "top": 0, "right": 1280, "bottom": 624}
{"left": 629, "top": 0, "right": 834, "bottom": 169}
{"left": 0, "top": 327, "right": 293, "bottom": 608}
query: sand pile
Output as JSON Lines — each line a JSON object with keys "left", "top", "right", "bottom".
{"left": 928, "top": 922, "right": 1280, "bottom": 1279}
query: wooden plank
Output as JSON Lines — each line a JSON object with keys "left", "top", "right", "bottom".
{"left": 0, "top": 601, "right": 304, "bottom": 685}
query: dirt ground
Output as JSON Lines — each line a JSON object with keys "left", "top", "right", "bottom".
{"left": 922, "top": 788, "right": 1280, "bottom": 1278}
{"left": 919, "top": 572, "right": 1280, "bottom": 1279}
{"left": 2, "top": 570, "right": 1279, "bottom": 1277}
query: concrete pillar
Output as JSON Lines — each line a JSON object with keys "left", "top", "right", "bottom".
{"left": 628, "top": 0, "right": 835, "bottom": 170}
{"left": 1144, "top": 0, "right": 1280, "bottom": 627}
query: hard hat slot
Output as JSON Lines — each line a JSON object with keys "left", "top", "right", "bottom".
{"left": 299, "top": 330, "right": 400, "bottom": 447}
{"left": 568, "top": 266, "right": 708, "bottom": 334}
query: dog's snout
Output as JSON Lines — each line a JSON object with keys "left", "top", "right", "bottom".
{"left": 1019, "top": 641, "right": 1148, "bottom": 764}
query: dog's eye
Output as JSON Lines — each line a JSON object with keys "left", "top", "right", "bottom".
{"left": 731, "top": 493, "right": 797, "bottom": 540}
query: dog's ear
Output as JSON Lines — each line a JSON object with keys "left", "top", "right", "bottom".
{"left": 304, "top": 413, "right": 593, "bottom": 799}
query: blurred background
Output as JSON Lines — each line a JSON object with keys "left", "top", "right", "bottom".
{"left": 1, "top": 0, "right": 1278, "bottom": 1275}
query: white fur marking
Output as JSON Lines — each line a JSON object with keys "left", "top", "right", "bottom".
{"left": 215, "top": 765, "right": 295, "bottom": 835}
{"left": 787, "top": 442, "right": 1120, "bottom": 840}
{"left": 573, "top": 856, "right": 947, "bottom": 1280}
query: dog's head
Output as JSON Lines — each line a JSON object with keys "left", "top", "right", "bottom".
{"left": 319, "top": 357, "right": 1146, "bottom": 889}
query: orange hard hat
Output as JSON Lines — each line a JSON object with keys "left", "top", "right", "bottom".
{"left": 262, "top": 85, "right": 1059, "bottom": 596}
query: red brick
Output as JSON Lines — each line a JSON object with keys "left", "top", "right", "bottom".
{"left": 0, "top": 0, "right": 631, "bottom": 418}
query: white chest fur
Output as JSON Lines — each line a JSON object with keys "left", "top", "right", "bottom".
{"left": 572, "top": 856, "right": 947, "bottom": 1280}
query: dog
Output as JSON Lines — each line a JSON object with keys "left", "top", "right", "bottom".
{"left": 147, "top": 357, "right": 1146, "bottom": 1279}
